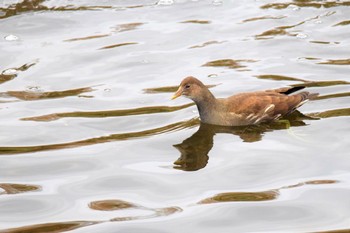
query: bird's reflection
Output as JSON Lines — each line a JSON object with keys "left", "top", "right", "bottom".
{"left": 173, "top": 111, "right": 315, "bottom": 171}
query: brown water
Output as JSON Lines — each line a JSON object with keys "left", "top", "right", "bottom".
{"left": 1, "top": 0, "right": 350, "bottom": 232}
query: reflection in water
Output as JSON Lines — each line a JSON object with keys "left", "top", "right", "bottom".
{"left": 89, "top": 199, "right": 137, "bottom": 211}
{"left": 64, "top": 34, "right": 110, "bottom": 42}
{"left": 0, "top": 63, "right": 36, "bottom": 85}
{"left": 0, "top": 0, "right": 45, "bottom": 20}
{"left": 0, "top": 197, "right": 182, "bottom": 232}
{"left": 0, "top": 221, "right": 100, "bottom": 233}
{"left": 0, "top": 118, "right": 199, "bottom": 155}
{"left": 198, "top": 190, "right": 279, "bottom": 204}
{"left": 307, "top": 108, "right": 350, "bottom": 119}
{"left": 309, "top": 41, "right": 340, "bottom": 45}
{"left": 64, "top": 23, "right": 144, "bottom": 42}
{"left": 99, "top": 42, "right": 138, "bottom": 50}
{"left": 333, "top": 20, "right": 350, "bottom": 27}
{"left": 1, "top": 107, "right": 349, "bottom": 156}
{"left": 241, "top": 15, "right": 286, "bottom": 23}
{"left": 255, "top": 74, "right": 307, "bottom": 82}
{"left": 0, "top": 183, "right": 41, "bottom": 195}
{"left": 291, "top": 80, "right": 350, "bottom": 88}
{"left": 110, "top": 206, "right": 182, "bottom": 222}
{"left": 143, "top": 84, "right": 217, "bottom": 94}
{"left": 316, "top": 91, "right": 350, "bottom": 100}
{"left": 255, "top": 20, "right": 306, "bottom": 39}
{"left": 173, "top": 111, "right": 314, "bottom": 171}
{"left": 318, "top": 59, "right": 350, "bottom": 65}
{"left": 317, "top": 228, "right": 350, "bottom": 233}
{"left": 254, "top": 11, "right": 335, "bottom": 40}
{"left": 89, "top": 198, "right": 183, "bottom": 222}
{"left": 114, "top": 22, "right": 144, "bottom": 32}
{"left": 261, "top": 1, "right": 350, "bottom": 9}
{"left": 189, "top": 40, "right": 225, "bottom": 49}
{"left": 21, "top": 103, "right": 194, "bottom": 121}
{"left": 0, "top": 179, "right": 337, "bottom": 233}
{"left": 202, "top": 59, "right": 257, "bottom": 69}
{"left": 1, "top": 87, "right": 94, "bottom": 101}
{"left": 0, "top": 0, "right": 153, "bottom": 20}
{"left": 180, "top": 20, "right": 211, "bottom": 24}
{"left": 197, "top": 179, "right": 338, "bottom": 205}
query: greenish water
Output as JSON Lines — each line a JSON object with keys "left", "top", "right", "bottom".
{"left": 0, "top": 0, "right": 350, "bottom": 232}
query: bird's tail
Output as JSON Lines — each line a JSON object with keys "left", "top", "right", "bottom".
{"left": 299, "top": 91, "right": 319, "bottom": 101}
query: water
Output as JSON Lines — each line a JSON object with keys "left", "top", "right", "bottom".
{"left": 0, "top": 0, "right": 350, "bottom": 232}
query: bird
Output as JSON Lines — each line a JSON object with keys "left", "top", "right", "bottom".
{"left": 171, "top": 76, "right": 318, "bottom": 126}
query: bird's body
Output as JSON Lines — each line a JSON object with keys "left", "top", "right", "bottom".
{"left": 172, "top": 76, "right": 318, "bottom": 126}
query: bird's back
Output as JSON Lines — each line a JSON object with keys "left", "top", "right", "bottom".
{"left": 211, "top": 87, "right": 318, "bottom": 126}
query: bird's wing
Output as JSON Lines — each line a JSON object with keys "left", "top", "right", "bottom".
{"left": 223, "top": 91, "right": 309, "bottom": 124}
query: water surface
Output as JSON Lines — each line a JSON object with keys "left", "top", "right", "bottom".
{"left": 0, "top": 0, "right": 350, "bottom": 232}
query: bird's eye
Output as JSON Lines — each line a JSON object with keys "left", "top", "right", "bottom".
{"left": 185, "top": 84, "right": 190, "bottom": 89}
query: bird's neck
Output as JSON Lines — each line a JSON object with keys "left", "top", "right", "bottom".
{"left": 193, "top": 89, "right": 217, "bottom": 120}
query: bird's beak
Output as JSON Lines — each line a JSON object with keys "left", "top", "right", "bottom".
{"left": 171, "top": 86, "right": 182, "bottom": 100}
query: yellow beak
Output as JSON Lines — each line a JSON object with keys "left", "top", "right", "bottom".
{"left": 171, "top": 87, "right": 183, "bottom": 100}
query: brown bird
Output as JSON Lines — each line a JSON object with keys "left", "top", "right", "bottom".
{"left": 172, "top": 76, "right": 318, "bottom": 126}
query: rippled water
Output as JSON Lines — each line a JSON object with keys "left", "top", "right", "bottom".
{"left": 1, "top": 0, "right": 350, "bottom": 232}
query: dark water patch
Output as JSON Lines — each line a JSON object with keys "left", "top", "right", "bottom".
{"left": 254, "top": 22, "right": 307, "bottom": 39}
{"left": 0, "top": 221, "right": 100, "bottom": 233}
{"left": 255, "top": 20, "right": 306, "bottom": 39}
{"left": 114, "top": 23, "right": 144, "bottom": 32}
{"left": 155, "top": 206, "right": 183, "bottom": 216}
{"left": 255, "top": 74, "right": 307, "bottom": 82}
{"left": 3, "top": 87, "right": 94, "bottom": 101}
{"left": 98, "top": 42, "right": 138, "bottom": 50}
{"left": 48, "top": 5, "right": 113, "bottom": 11}
{"left": 300, "top": 57, "right": 322, "bottom": 60}
{"left": 144, "top": 85, "right": 217, "bottom": 94}
{"left": 0, "top": 118, "right": 199, "bottom": 155}
{"left": 261, "top": 1, "right": 350, "bottom": 9}
{"left": 198, "top": 179, "right": 337, "bottom": 204}
{"left": 309, "top": 41, "right": 340, "bottom": 45}
{"left": 316, "top": 92, "right": 350, "bottom": 100}
{"left": 241, "top": 15, "right": 286, "bottom": 23}
{"left": 291, "top": 80, "right": 350, "bottom": 88}
{"left": 0, "top": 183, "right": 41, "bottom": 195}
{"left": 110, "top": 206, "right": 182, "bottom": 222}
{"left": 255, "top": 28, "right": 291, "bottom": 39}
{"left": 64, "top": 34, "right": 110, "bottom": 42}
{"left": 198, "top": 191, "right": 279, "bottom": 204}
{"left": 0, "top": 0, "right": 114, "bottom": 20}
{"left": 144, "top": 85, "right": 184, "bottom": 94}
{"left": 254, "top": 12, "right": 332, "bottom": 40}
{"left": 307, "top": 108, "right": 350, "bottom": 119}
{"left": 22, "top": 103, "right": 194, "bottom": 122}
{"left": 0, "top": 0, "right": 45, "bottom": 19}
{"left": 333, "top": 20, "right": 350, "bottom": 27}
{"left": 305, "top": 180, "right": 338, "bottom": 185}
{"left": 180, "top": 20, "right": 211, "bottom": 24}
{"left": 110, "top": 216, "right": 140, "bottom": 222}
{"left": 0, "top": 73, "right": 17, "bottom": 85}
{"left": 281, "top": 180, "right": 338, "bottom": 189}
{"left": 0, "top": 0, "right": 153, "bottom": 19}
{"left": 126, "top": 5, "right": 148, "bottom": 9}
{"left": 0, "top": 205, "right": 181, "bottom": 232}
{"left": 189, "top": 41, "right": 224, "bottom": 49}
{"left": 89, "top": 199, "right": 137, "bottom": 211}
{"left": 202, "top": 59, "right": 257, "bottom": 69}
{"left": 317, "top": 228, "right": 350, "bottom": 233}
{"left": 0, "top": 62, "right": 36, "bottom": 85}
{"left": 318, "top": 59, "right": 350, "bottom": 65}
